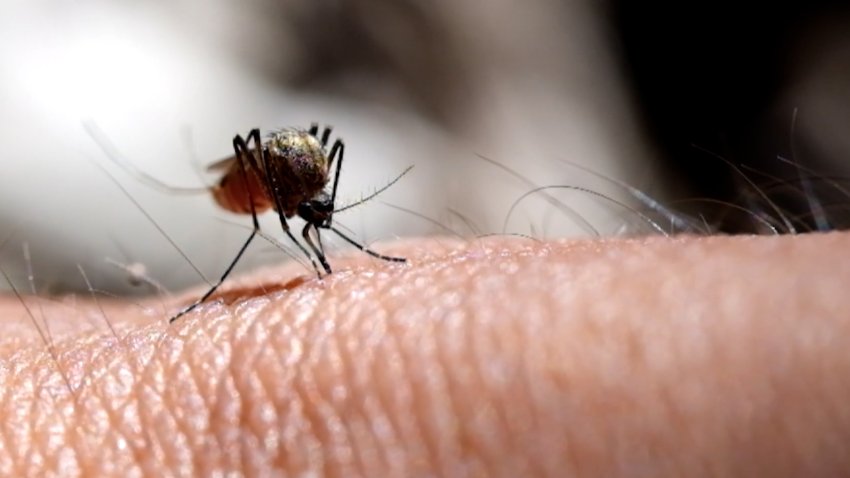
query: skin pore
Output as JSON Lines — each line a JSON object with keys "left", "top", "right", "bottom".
{"left": 1, "top": 232, "right": 849, "bottom": 476}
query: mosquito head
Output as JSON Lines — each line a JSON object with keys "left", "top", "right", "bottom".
{"left": 297, "top": 191, "right": 334, "bottom": 226}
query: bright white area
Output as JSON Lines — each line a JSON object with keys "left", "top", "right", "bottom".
{"left": 0, "top": 1, "right": 653, "bottom": 294}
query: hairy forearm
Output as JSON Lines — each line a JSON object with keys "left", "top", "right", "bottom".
{"left": 1, "top": 233, "right": 849, "bottom": 476}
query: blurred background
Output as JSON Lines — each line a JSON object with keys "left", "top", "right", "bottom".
{"left": 1, "top": 0, "right": 849, "bottom": 295}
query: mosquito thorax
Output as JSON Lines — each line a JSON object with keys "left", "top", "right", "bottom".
{"left": 267, "top": 130, "right": 330, "bottom": 190}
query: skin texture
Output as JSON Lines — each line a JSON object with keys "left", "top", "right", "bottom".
{"left": 1, "top": 232, "right": 849, "bottom": 476}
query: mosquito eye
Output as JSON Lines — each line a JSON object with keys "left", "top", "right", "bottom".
{"left": 312, "top": 199, "right": 333, "bottom": 212}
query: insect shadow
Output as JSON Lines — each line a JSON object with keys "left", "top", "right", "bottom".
{"left": 87, "top": 122, "right": 410, "bottom": 322}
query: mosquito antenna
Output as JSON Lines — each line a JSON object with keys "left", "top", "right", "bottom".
{"left": 691, "top": 144, "right": 796, "bottom": 234}
{"left": 84, "top": 120, "right": 209, "bottom": 195}
{"left": 506, "top": 185, "right": 669, "bottom": 237}
{"left": 92, "top": 160, "right": 211, "bottom": 286}
{"left": 474, "top": 154, "right": 600, "bottom": 237}
{"left": 334, "top": 165, "right": 415, "bottom": 213}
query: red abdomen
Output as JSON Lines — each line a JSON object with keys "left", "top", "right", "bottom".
{"left": 211, "top": 167, "right": 274, "bottom": 215}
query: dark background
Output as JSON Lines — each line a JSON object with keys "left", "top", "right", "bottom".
{"left": 610, "top": 0, "right": 850, "bottom": 231}
{"left": 256, "top": 0, "right": 850, "bottom": 232}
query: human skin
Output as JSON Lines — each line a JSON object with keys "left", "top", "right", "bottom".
{"left": 0, "top": 233, "right": 849, "bottom": 476}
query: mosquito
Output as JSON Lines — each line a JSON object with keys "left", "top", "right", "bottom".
{"left": 88, "top": 122, "right": 409, "bottom": 322}
{"left": 172, "top": 123, "right": 409, "bottom": 321}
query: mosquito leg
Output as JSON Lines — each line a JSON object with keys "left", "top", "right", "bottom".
{"left": 170, "top": 228, "right": 259, "bottom": 322}
{"left": 320, "top": 125, "right": 333, "bottom": 148}
{"left": 171, "top": 132, "right": 263, "bottom": 322}
{"left": 259, "top": 144, "right": 328, "bottom": 277}
{"left": 315, "top": 226, "right": 327, "bottom": 256}
{"left": 326, "top": 225, "right": 407, "bottom": 263}
{"left": 246, "top": 129, "right": 264, "bottom": 171}
{"left": 302, "top": 223, "right": 331, "bottom": 273}
{"left": 325, "top": 139, "right": 345, "bottom": 227}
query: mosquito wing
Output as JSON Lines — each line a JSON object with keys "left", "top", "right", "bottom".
{"left": 207, "top": 156, "right": 237, "bottom": 173}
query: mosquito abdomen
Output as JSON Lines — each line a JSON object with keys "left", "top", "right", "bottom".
{"left": 212, "top": 167, "right": 274, "bottom": 215}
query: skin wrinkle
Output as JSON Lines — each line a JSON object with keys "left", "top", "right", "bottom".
{"left": 140, "top": 307, "right": 223, "bottom": 474}
{"left": 514, "top": 293, "right": 564, "bottom": 477}
{"left": 141, "top": 342, "right": 187, "bottom": 473}
{"left": 417, "top": 262, "right": 468, "bottom": 476}
{"left": 0, "top": 234, "right": 850, "bottom": 475}
{"left": 368, "top": 286, "right": 431, "bottom": 475}
{"left": 180, "top": 333, "right": 220, "bottom": 472}
{"left": 397, "top": 266, "right": 459, "bottom": 476}
{"left": 125, "top": 325, "right": 172, "bottom": 475}
{"left": 293, "top": 289, "right": 338, "bottom": 475}
{"left": 203, "top": 305, "right": 258, "bottom": 474}
{"left": 394, "top": 303, "right": 441, "bottom": 475}
{"left": 0, "top": 357, "right": 18, "bottom": 474}
{"left": 334, "top": 272, "right": 405, "bottom": 474}
{"left": 212, "top": 303, "right": 266, "bottom": 474}
{"left": 430, "top": 274, "right": 476, "bottom": 476}
{"left": 91, "top": 364, "right": 143, "bottom": 475}
{"left": 504, "top": 291, "right": 548, "bottom": 477}
{"left": 259, "top": 310, "right": 303, "bottom": 473}
{"left": 315, "top": 283, "right": 359, "bottom": 475}
{"left": 196, "top": 307, "right": 245, "bottom": 474}
{"left": 334, "top": 289, "right": 391, "bottom": 474}
{"left": 226, "top": 291, "right": 272, "bottom": 451}
{"left": 262, "top": 283, "right": 326, "bottom": 474}
{"left": 288, "top": 332, "right": 334, "bottom": 474}
{"left": 325, "top": 305, "right": 366, "bottom": 474}
{"left": 32, "top": 349, "right": 84, "bottom": 475}
{"left": 197, "top": 315, "right": 237, "bottom": 474}
{"left": 368, "top": 272, "right": 429, "bottom": 472}
{"left": 140, "top": 329, "right": 183, "bottom": 472}
{"left": 440, "top": 262, "right": 504, "bottom": 477}
{"left": 498, "top": 259, "right": 569, "bottom": 477}
{"left": 252, "top": 298, "right": 296, "bottom": 474}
